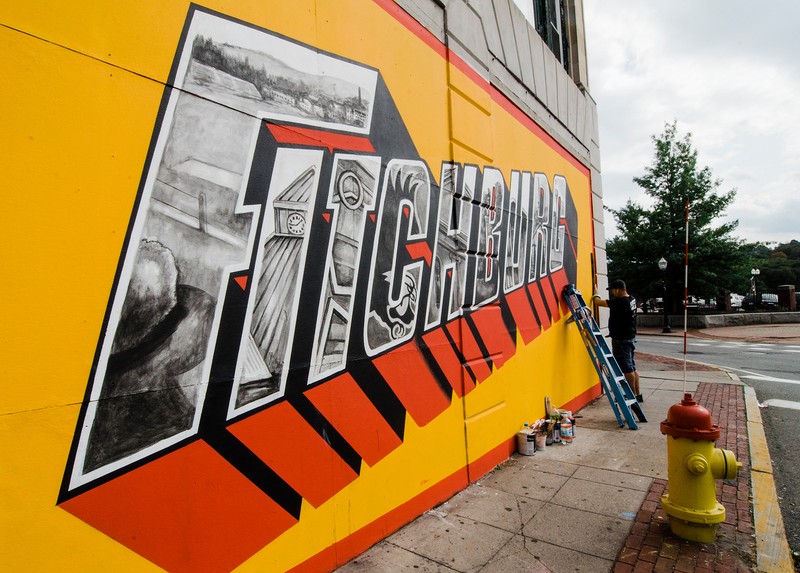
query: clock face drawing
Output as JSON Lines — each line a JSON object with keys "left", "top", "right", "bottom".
{"left": 287, "top": 212, "right": 306, "bottom": 235}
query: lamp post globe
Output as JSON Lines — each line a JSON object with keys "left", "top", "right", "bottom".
{"left": 750, "top": 269, "right": 761, "bottom": 308}
{"left": 750, "top": 268, "right": 760, "bottom": 298}
{"left": 658, "top": 258, "right": 671, "bottom": 333}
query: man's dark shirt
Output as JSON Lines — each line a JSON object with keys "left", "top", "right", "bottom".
{"left": 607, "top": 295, "right": 637, "bottom": 340}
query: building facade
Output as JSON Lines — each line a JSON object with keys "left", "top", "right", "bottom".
{"left": 1, "top": 0, "right": 609, "bottom": 571}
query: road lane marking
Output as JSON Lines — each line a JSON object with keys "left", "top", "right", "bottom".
{"left": 761, "top": 399, "right": 800, "bottom": 411}
{"left": 738, "top": 371, "right": 800, "bottom": 385}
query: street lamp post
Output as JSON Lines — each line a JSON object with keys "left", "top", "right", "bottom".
{"left": 751, "top": 268, "right": 761, "bottom": 309}
{"left": 658, "top": 257, "right": 671, "bottom": 333}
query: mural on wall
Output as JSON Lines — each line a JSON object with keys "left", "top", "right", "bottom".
{"left": 365, "top": 160, "right": 430, "bottom": 354}
{"left": 59, "top": 6, "right": 583, "bottom": 573}
{"left": 309, "top": 155, "right": 380, "bottom": 384}
{"left": 64, "top": 10, "right": 380, "bottom": 490}
{"left": 232, "top": 149, "right": 322, "bottom": 414}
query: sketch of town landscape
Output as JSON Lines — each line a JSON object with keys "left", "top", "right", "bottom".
{"left": 181, "top": 11, "right": 377, "bottom": 134}
{"left": 70, "top": 10, "right": 378, "bottom": 489}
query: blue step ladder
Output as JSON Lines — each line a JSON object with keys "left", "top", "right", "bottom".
{"left": 562, "top": 284, "right": 647, "bottom": 430}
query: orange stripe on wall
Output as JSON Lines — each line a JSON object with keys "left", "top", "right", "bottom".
{"left": 372, "top": 340, "right": 452, "bottom": 427}
{"left": 229, "top": 402, "right": 359, "bottom": 508}
{"left": 422, "top": 327, "right": 476, "bottom": 398}
{"left": 528, "top": 283, "right": 551, "bottom": 329}
{"left": 468, "top": 303, "right": 516, "bottom": 370}
{"left": 504, "top": 286, "right": 541, "bottom": 344}
{"left": 287, "top": 440, "right": 518, "bottom": 573}
{"left": 267, "top": 124, "right": 375, "bottom": 153}
{"left": 445, "top": 317, "right": 492, "bottom": 382}
{"left": 467, "top": 439, "right": 517, "bottom": 484}
{"left": 305, "top": 373, "right": 403, "bottom": 467}
{"left": 560, "top": 382, "right": 603, "bottom": 415}
{"left": 60, "top": 441, "right": 298, "bottom": 573}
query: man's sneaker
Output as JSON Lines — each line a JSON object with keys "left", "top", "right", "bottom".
{"left": 636, "top": 394, "right": 644, "bottom": 403}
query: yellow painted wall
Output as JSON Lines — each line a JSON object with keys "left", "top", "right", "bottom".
{"left": 0, "top": 1, "right": 599, "bottom": 572}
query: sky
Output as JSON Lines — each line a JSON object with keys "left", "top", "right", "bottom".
{"left": 582, "top": 1, "right": 800, "bottom": 245}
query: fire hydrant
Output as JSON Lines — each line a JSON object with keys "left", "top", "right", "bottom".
{"left": 660, "top": 393, "right": 742, "bottom": 543}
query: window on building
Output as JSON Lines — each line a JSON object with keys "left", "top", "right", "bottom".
{"left": 512, "top": 0, "right": 571, "bottom": 73}
{"left": 534, "top": 0, "right": 570, "bottom": 71}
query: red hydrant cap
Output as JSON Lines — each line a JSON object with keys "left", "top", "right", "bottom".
{"left": 660, "top": 393, "right": 720, "bottom": 440}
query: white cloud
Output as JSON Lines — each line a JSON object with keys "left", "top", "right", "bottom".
{"left": 584, "top": 0, "right": 800, "bottom": 244}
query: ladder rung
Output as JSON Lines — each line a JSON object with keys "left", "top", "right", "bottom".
{"left": 562, "top": 284, "right": 647, "bottom": 430}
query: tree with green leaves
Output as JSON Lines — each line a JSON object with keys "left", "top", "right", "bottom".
{"left": 605, "top": 121, "right": 749, "bottom": 312}
{"left": 744, "top": 240, "right": 800, "bottom": 295}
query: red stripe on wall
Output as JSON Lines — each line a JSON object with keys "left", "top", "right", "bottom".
{"left": 60, "top": 441, "right": 297, "bottom": 573}
{"left": 487, "top": 89, "right": 589, "bottom": 177}
{"left": 372, "top": 340, "right": 452, "bottom": 427}
{"left": 504, "top": 286, "right": 541, "bottom": 344}
{"left": 560, "top": 381, "right": 603, "bottom": 415}
{"left": 267, "top": 124, "right": 375, "bottom": 153}
{"left": 305, "top": 373, "right": 403, "bottom": 467}
{"left": 229, "top": 402, "right": 358, "bottom": 508}
{"left": 467, "top": 303, "right": 516, "bottom": 370}
{"left": 370, "top": 0, "right": 447, "bottom": 58}
{"left": 422, "top": 327, "right": 476, "bottom": 398}
{"left": 287, "top": 440, "right": 515, "bottom": 573}
{"left": 286, "top": 466, "right": 468, "bottom": 573}
{"left": 445, "top": 317, "right": 493, "bottom": 383}
{"left": 527, "top": 282, "right": 551, "bottom": 330}
{"left": 467, "top": 439, "right": 517, "bottom": 484}
{"left": 369, "top": 0, "right": 590, "bottom": 179}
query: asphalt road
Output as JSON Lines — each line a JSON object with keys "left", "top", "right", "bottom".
{"left": 636, "top": 333, "right": 800, "bottom": 559}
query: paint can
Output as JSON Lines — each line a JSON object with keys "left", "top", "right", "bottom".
{"left": 535, "top": 432, "right": 547, "bottom": 451}
{"left": 516, "top": 429, "right": 536, "bottom": 456}
{"left": 560, "top": 417, "right": 573, "bottom": 444}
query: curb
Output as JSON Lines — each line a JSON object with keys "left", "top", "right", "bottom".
{"left": 743, "top": 383, "right": 795, "bottom": 572}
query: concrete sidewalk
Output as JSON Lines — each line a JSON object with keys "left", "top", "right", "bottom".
{"left": 336, "top": 367, "right": 794, "bottom": 572}
{"left": 639, "top": 323, "right": 800, "bottom": 345}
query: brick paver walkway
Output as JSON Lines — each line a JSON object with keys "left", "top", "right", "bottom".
{"left": 613, "top": 383, "right": 757, "bottom": 573}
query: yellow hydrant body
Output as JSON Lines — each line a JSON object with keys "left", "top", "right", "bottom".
{"left": 660, "top": 393, "right": 742, "bottom": 543}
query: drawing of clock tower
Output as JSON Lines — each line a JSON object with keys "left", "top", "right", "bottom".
{"left": 273, "top": 166, "right": 314, "bottom": 237}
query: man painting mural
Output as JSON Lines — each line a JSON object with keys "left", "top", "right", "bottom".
{"left": 593, "top": 279, "right": 642, "bottom": 402}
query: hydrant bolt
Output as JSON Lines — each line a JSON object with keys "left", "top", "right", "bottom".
{"left": 685, "top": 453, "right": 709, "bottom": 475}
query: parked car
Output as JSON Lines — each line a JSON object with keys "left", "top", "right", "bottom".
{"left": 743, "top": 293, "right": 779, "bottom": 311}
{"left": 730, "top": 294, "right": 744, "bottom": 310}
{"left": 644, "top": 298, "right": 664, "bottom": 313}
